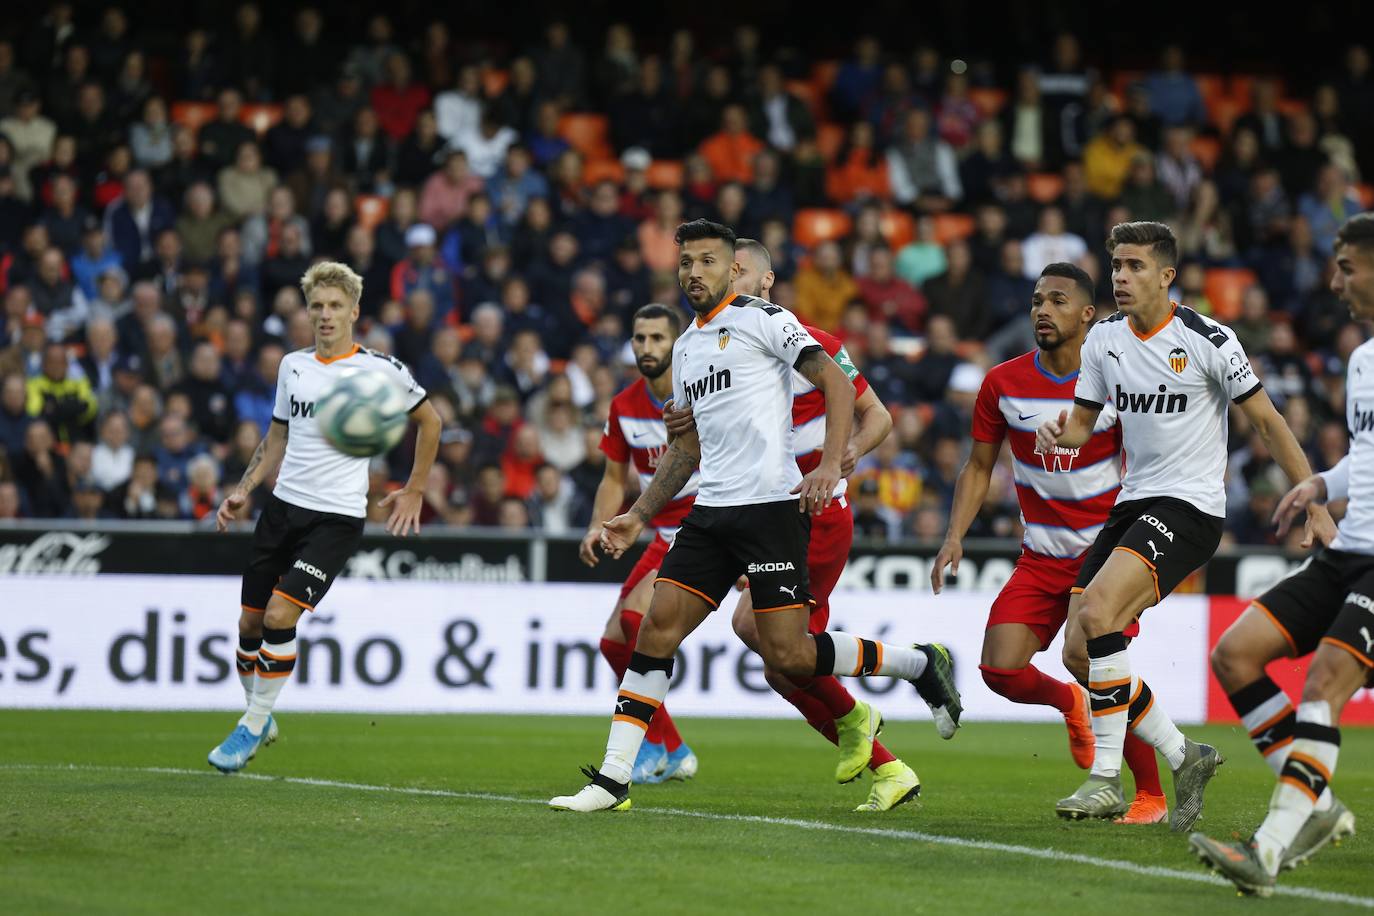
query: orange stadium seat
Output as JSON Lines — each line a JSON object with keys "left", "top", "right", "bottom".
{"left": 1209, "top": 98, "right": 1242, "bottom": 136}
{"left": 582, "top": 158, "right": 625, "bottom": 186}
{"left": 816, "top": 122, "right": 845, "bottom": 162}
{"left": 646, "top": 159, "right": 684, "bottom": 190}
{"left": 969, "top": 87, "right": 1008, "bottom": 118}
{"left": 170, "top": 101, "right": 216, "bottom": 133}
{"left": 557, "top": 113, "right": 612, "bottom": 161}
{"left": 1359, "top": 184, "right": 1374, "bottom": 209}
{"left": 1027, "top": 172, "right": 1065, "bottom": 204}
{"left": 354, "top": 194, "right": 389, "bottom": 231}
{"left": 878, "top": 209, "right": 915, "bottom": 249}
{"left": 1277, "top": 97, "right": 1310, "bottom": 117}
{"left": 1204, "top": 267, "right": 1259, "bottom": 321}
{"left": 931, "top": 212, "right": 976, "bottom": 246}
{"left": 793, "top": 209, "right": 852, "bottom": 249}
{"left": 1110, "top": 70, "right": 1146, "bottom": 103}
{"left": 240, "top": 103, "right": 282, "bottom": 135}
{"left": 1190, "top": 135, "right": 1222, "bottom": 174}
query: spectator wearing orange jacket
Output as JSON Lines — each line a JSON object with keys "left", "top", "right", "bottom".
{"left": 794, "top": 240, "right": 858, "bottom": 331}
{"left": 698, "top": 104, "right": 764, "bottom": 183}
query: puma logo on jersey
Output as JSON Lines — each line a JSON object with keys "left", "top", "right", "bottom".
{"left": 683, "top": 364, "right": 732, "bottom": 402}
{"left": 289, "top": 395, "right": 316, "bottom": 418}
{"left": 778, "top": 584, "right": 799, "bottom": 599}
{"left": 1107, "top": 350, "right": 1122, "bottom": 364}
{"left": 1147, "top": 540, "right": 1164, "bottom": 562}
{"left": 1115, "top": 383, "right": 1189, "bottom": 414}
{"left": 291, "top": 368, "right": 301, "bottom": 379}
{"left": 748, "top": 561, "right": 796, "bottom": 573}
{"left": 305, "top": 586, "right": 315, "bottom": 601}
{"left": 1360, "top": 626, "right": 1374, "bottom": 656}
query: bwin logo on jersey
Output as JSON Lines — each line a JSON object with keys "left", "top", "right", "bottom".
{"left": 1354, "top": 401, "right": 1374, "bottom": 434}
{"left": 1114, "top": 384, "right": 1188, "bottom": 414}
{"left": 289, "top": 395, "right": 316, "bottom": 418}
{"left": 1168, "top": 347, "right": 1188, "bottom": 373}
{"left": 683, "top": 364, "right": 732, "bottom": 401}
{"left": 747, "top": 561, "right": 796, "bottom": 573}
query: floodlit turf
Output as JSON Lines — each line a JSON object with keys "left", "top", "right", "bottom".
{"left": 3, "top": 711, "right": 1371, "bottom": 914}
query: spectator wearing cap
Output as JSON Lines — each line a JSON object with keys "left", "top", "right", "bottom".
{"left": 69, "top": 217, "right": 122, "bottom": 300}
{"left": 371, "top": 53, "right": 431, "bottom": 143}
{"left": 217, "top": 142, "right": 278, "bottom": 220}
{"left": 420, "top": 150, "right": 484, "bottom": 231}
{"left": 0, "top": 89, "right": 56, "bottom": 202}
{"left": 104, "top": 169, "right": 176, "bottom": 273}
{"left": 390, "top": 224, "right": 456, "bottom": 321}
{"left": 175, "top": 182, "right": 234, "bottom": 265}
{"left": 487, "top": 145, "right": 550, "bottom": 229}
{"left": 26, "top": 342, "right": 96, "bottom": 444}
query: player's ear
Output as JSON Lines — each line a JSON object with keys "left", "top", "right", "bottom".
{"left": 764, "top": 270, "right": 775, "bottom": 291}
{"left": 1160, "top": 265, "right": 1176, "bottom": 289}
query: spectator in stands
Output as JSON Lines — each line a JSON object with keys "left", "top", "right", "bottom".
{"left": 1, "top": 90, "right": 56, "bottom": 203}
{"left": 0, "top": 480, "right": 19, "bottom": 519}
{"left": 420, "top": 149, "right": 483, "bottom": 231}
{"left": 908, "top": 314, "right": 963, "bottom": 403}
{"left": 793, "top": 240, "right": 856, "bottom": 331}
{"left": 1234, "top": 79, "right": 1285, "bottom": 153}
{"left": 176, "top": 342, "right": 236, "bottom": 444}
{"left": 1142, "top": 45, "right": 1206, "bottom": 127}
{"left": 923, "top": 239, "right": 987, "bottom": 339}
{"left": 1003, "top": 69, "right": 1048, "bottom": 169}
{"left": 1176, "top": 179, "right": 1237, "bottom": 264}
{"left": 233, "top": 343, "right": 282, "bottom": 435}
{"left": 827, "top": 121, "right": 888, "bottom": 205}
{"left": 572, "top": 181, "right": 632, "bottom": 265}
{"left": 533, "top": 21, "right": 587, "bottom": 110}
{"left": 1232, "top": 284, "right": 1274, "bottom": 356}
{"left": 108, "top": 454, "right": 162, "bottom": 519}
{"left": 91, "top": 410, "right": 134, "bottom": 491}
{"left": 1298, "top": 163, "right": 1365, "bottom": 254}
{"left": 180, "top": 452, "right": 220, "bottom": 520}
{"left": 857, "top": 245, "right": 925, "bottom": 334}
{"left": 888, "top": 108, "right": 962, "bottom": 212}
{"left": 390, "top": 223, "right": 456, "bottom": 321}
{"left": 1118, "top": 153, "right": 1174, "bottom": 222}
{"left": 894, "top": 217, "right": 948, "bottom": 287}
{"left": 217, "top": 141, "right": 277, "bottom": 220}
{"left": 129, "top": 96, "right": 173, "bottom": 172}
{"left": 1021, "top": 207, "right": 1087, "bottom": 277}
{"left": 153, "top": 413, "right": 203, "bottom": 489}
{"left": 198, "top": 88, "right": 254, "bottom": 173}
{"left": 173, "top": 183, "right": 230, "bottom": 265}
{"left": 27, "top": 246, "right": 74, "bottom": 323}
{"left": 0, "top": 371, "right": 29, "bottom": 458}
{"left": 699, "top": 104, "right": 763, "bottom": 184}
{"left": 144, "top": 313, "right": 184, "bottom": 390}
{"left": 458, "top": 111, "right": 519, "bottom": 181}
{"left": 1157, "top": 125, "right": 1203, "bottom": 213}
{"left": 103, "top": 169, "right": 175, "bottom": 275}
{"left": 14, "top": 419, "right": 68, "bottom": 517}
{"left": 241, "top": 185, "right": 311, "bottom": 267}
{"left": 78, "top": 316, "right": 121, "bottom": 404}
{"left": 1238, "top": 166, "right": 1293, "bottom": 253}
{"left": 1083, "top": 115, "right": 1144, "bottom": 199}
{"left": 752, "top": 63, "right": 813, "bottom": 154}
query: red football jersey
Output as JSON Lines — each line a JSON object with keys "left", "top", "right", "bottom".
{"left": 601, "top": 377, "right": 698, "bottom": 533}
{"left": 971, "top": 350, "right": 1122, "bottom": 558}
{"left": 792, "top": 325, "right": 871, "bottom": 495}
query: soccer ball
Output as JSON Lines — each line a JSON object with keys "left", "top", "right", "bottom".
{"left": 315, "top": 367, "right": 410, "bottom": 457}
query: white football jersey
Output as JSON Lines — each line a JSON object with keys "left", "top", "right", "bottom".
{"left": 272, "top": 344, "right": 427, "bottom": 518}
{"left": 1074, "top": 303, "right": 1260, "bottom": 518}
{"left": 1322, "top": 340, "right": 1374, "bottom": 554}
{"left": 671, "top": 293, "right": 823, "bottom": 507}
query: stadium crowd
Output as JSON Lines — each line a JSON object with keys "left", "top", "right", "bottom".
{"left": 0, "top": 6, "right": 1371, "bottom": 547}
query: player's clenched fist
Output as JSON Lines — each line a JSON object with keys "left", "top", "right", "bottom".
{"left": 1035, "top": 410, "right": 1068, "bottom": 454}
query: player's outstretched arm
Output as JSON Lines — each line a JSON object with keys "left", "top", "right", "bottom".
{"left": 216, "top": 420, "right": 288, "bottom": 531}
{"left": 1239, "top": 389, "right": 1336, "bottom": 547}
{"left": 932, "top": 440, "right": 1000, "bottom": 593}
{"left": 1035, "top": 403, "right": 1099, "bottom": 452}
{"left": 601, "top": 430, "right": 700, "bottom": 558}
{"left": 379, "top": 399, "right": 442, "bottom": 537}
{"left": 792, "top": 346, "right": 854, "bottom": 514}
{"left": 843, "top": 387, "right": 892, "bottom": 477}
{"left": 580, "top": 459, "right": 628, "bottom": 567}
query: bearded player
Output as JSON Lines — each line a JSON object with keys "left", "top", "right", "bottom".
{"left": 666, "top": 238, "right": 921, "bottom": 812}
{"left": 580, "top": 303, "right": 698, "bottom": 783}
{"left": 931, "top": 262, "right": 1166, "bottom": 824}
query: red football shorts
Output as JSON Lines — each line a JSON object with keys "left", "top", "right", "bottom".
{"left": 987, "top": 548, "right": 1140, "bottom": 650}
{"left": 805, "top": 496, "right": 854, "bottom": 633}
{"left": 619, "top": 531, "right": 673, "bottom": 601}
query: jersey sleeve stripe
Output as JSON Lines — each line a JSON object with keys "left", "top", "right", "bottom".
{"left": 271, "top": 415, "right": 287, "bottom": 425}
{"left": 1232, "top": 381, "right": 1264, "bottom": 404}
{"left": 406, "top": 393, "right": 430, "bottom": 414}
{"left": 791, "top": 344, "right": 824, "bottom": 371}
{"left": 1074, "top": 397, "right": 1104, "bottom": 410}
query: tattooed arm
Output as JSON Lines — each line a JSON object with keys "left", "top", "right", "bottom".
{"left": 216, "top": 420, "right": 289, "bottom": 531}
{"left": 791, "top": 345, "right": 854, "bottom": 514}
{"left": 598, "top": 428, "right": 701, "bottom": 558}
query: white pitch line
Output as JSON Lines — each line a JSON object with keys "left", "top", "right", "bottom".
{"left": 6, "top": 763, "right": 1371, "bottom": 909}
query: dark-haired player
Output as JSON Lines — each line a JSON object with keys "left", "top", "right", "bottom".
{"left": 1190, "top": 213, "right": 1374, "bottom": 895}
{"left": 1038, "top": 222, "right": 1333, "bottom": 828}
{"left": 932, "top": 262, "right": 1166, "bottom": 823}
{"left": 550, "top": 220, "right": 960, "bottom": 812}
{"left": 580, "top": 303, "right": 697, "bottom": 783}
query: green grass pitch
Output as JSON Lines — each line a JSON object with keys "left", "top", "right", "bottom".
{"left": 3, "top": 710, "right": 1371, "bottom": 914}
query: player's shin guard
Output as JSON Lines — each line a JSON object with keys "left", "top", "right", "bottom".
{"left": 1087, "top": 633, "right": 1131, "bottom": 778}
{"left": 979, "top": 664, "right": 1075, "bottom": 712}
{"left": 601, "top": 651, "right": 673, "bottom": 784}
{"left": 242, "top": 626, "right": 295, "bottom": 734}
{"left": 812, "top": 632, "right": 928, "bottom": 679}
{"left": 1254, "top": 702, "right": 1341, "bottom": 875}
{"left": 1126, "top": 677, "right": 1187, "bottom": 770}
{"left": 236, "top": 636, "right": 261, "bottom": 705}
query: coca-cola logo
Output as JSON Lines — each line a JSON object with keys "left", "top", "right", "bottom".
{"left": 0, "top": 532, "right": 111, "bottom": 575}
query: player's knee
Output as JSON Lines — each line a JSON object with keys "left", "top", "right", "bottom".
{"left": 263, "top": 604, "right": 298, "bottom": 630}
{"left": 1299, "top": 654, "right": 1361, "bottom": 710}
{"left": 635, "top": 612, "right": 680, "bottom": 657}
{"left": 1074, "top": 590, "right": 1115, "bottom": 638}
{"left": 763, "top": 666, "right": 795, "bottom": 696}
{"left": 238, "top": 613, "right": 264, "bottom": 639}
{"left": 758, "top": 634, "right": 812, "bottom": 679}
{"left": 1209, "top": 636, "right": 1256, "bottom": 691}
{"left": 732, "top": 606, "right": 760, "bottom": 653}
{"left": 1060, "top": 641, "right": 1089, "bottom": 683}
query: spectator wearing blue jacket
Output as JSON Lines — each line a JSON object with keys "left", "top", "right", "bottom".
{"left": 103, "top": 170, "right": 175, "bottom": 275}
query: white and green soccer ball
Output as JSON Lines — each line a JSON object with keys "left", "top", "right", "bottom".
{"left": 315, "top": 367, "right": 410, "bottom": 457}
